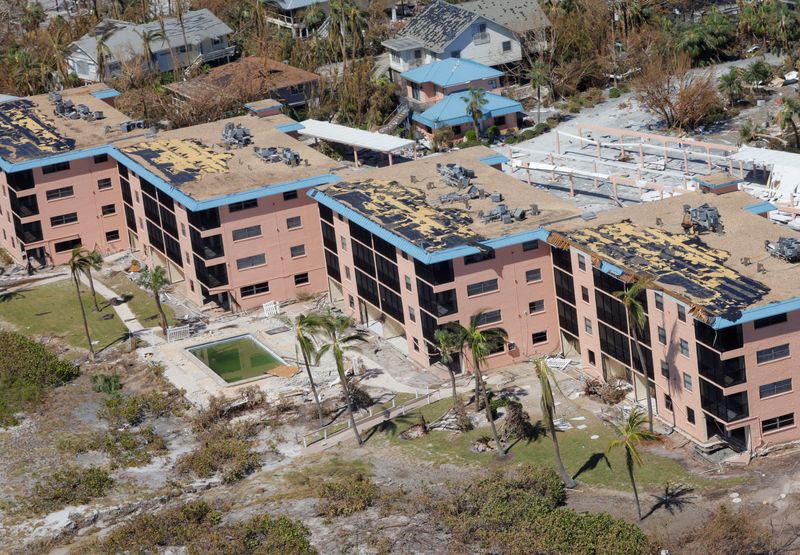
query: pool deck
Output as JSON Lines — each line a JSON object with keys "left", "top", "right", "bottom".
{"left": 146, "top": 299, "right": 445, "bottom": 408}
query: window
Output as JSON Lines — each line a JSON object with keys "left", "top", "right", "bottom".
{"left": 290, "top": 244, "right": 306, "bottom": 258}
{"left": 97, "top": 178, "right": 112, "bottom": 190}
{"left": 754, "top": 313, "right": 788, "bottom": 329}
{"left": 283, "top": 190, "right": 298, "bottom": 201}
{"left": 577, "top": 254, "right": 587, "bottom": 271}
{"left": 760, "top": 378, "right": 792, "bottom": 398}
{"left": 467, "top": 278, "right": 498, "bottom": 297}
{"left": 94, "top": 154, "right": 108, "bottom": 164}
{"left": 405, "top": 275, "right": 412, "bottom": 291}
{"left": 532, "top": 331, "right": 548, "bottom": 344}
{"left": 476, "top": 309, "right": 502, "bottom": 326}
{"left": 294, "top": 272, "right": 310, "bottom": 286}
{"left": 414, "top": 49, "right": 422, "bottom": 59}
{"left": 584, "top": 318, "right": 593, "bottom": 335}
{"left": 348, "top": 295, "right": 355, "bottom": 309}
{"left": 54, "top": 237, "right": 82, "bottom": 252}
{"left": 678, "top": 304, "right": 687, "bottom": 322}
{"left": 683, "top": 372, "right": 693, "bottom": 391}
{"left": 757, "top": 344, "right": 790, "bottom": 364}
{"left": 105, "top": 230, "right": 120, "bottom": 242}
{"left": 189, "top": 280, "right": 195, "bottom": 292}
{"left": 762, "top": 413, "right": 795, "bottom": 433}
{"left": 581, "top": 286, "right": 590, "bottom": 303}
{"left": 46, "top": 186, "right": 74, "bottom": 200}
{"left": 408, "top": 307, "right": 416, "bottom": 322}
{"left": 588, "top": 350, "right": 596, "bottom": 365}
{"left": 229, "top": 199, "right": 257, "bottom": 212}
{"left": 664, "top": 394, "right": 673, "bottom": 411}
{"left": 241, "top": 281, "right": 269, "bottom": 297}
{"left": 478, "top": 23, "right": 486, "bottom": 32}
{"left": 451, "top": 50, "right": 460, "bottom": 58}
{"left": 687, "top": 407, "right": 695, "bottom": 424}
{"left": 180, "top": 223, "right": 186, "bottom": 236}
{"left": 413, "top": 337, "right": 420, "bottom": 352}
{"left": 660, "top": 360, "right": 670, "bottom": 378}
{"left": 529, "top": 299, "right": 545, "bottom": 314}
{"left": 657, "top": 326, "right": 666, "bottom": 345}
{"left": 464, "top": 250, "right": 495, "bottom": 265}
{"left": 502, "top": 40, "right": 512, "bottom": 52}
{"left": 101, "top": 204, "right": 116, "bottom": 216}
{"left": 525, "top": 268, "right": 542, "bottom": 283}
{"left": 232, "top": 224, "right": 261, "bottom": 241}
{"left": 42, "top": 161, "right": 70, "bottom": 174}
{"left": 345, "top": 266, "right": 351, "bottom": 280}
{"left": 654, "top": 291, "right": 664, "bottom": 310}
{"left": 286, "top": 216, "right": 302, "bottom": 229}
{"left": 177, "top": 45, "right": 187, "bottom": 53}
{"left": 340, "top": 236, "right": 348, "bottom": 251}
{"left": 680, "top": 339, "right": 690, "bottom": 357}
{"left": 236, "top": 254, "right": 266, "bottom": 270}
{"left": 522, "top": 240, "right": 539, "bottom": 251}
{"left": 50, "top": 212, "right": 78, "bottom": 226}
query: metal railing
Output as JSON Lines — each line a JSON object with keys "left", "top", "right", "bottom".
{"left": 473, "top": 32, "right": 490, "bottom": 45}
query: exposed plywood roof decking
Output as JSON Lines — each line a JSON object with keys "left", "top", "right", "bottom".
{"left": 117, "top": 114, "right": 342, "bottom": 201}
{"left": 0, "top": 84, "right": 133, "bottom": 164}
{"left": 551, "top": 191, "right": 800, "bottom": 320}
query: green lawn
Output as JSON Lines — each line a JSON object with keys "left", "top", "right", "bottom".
{"left": 369, "top": 399, "right": 741, "bottom": 493}
{"left": 0, "top": 280, "right": 128, "bottom": 351}
{"left": 102, "top": 273, "right": 176, "bottom": 328}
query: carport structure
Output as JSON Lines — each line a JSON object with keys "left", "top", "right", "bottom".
{"left": 296, "top": 119, "right": 416, "bottom": 167}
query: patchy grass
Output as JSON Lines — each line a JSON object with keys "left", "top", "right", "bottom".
{"left": 0, "top": 280, "right": 128, "bottom": 350}
{"left": 371, "top": 399, "right": 734, "bottom": 493}
{"left": 28, "top": 466, "right": 113, "bottom": 513}
{"left": 177, "top": 421, "right": 262, "bottom": 483}
{"left": 283, "top": 456, "right": 373, "bottom": 499}
{"left": 101, "top": 273, "right": 176, "bottom": 328}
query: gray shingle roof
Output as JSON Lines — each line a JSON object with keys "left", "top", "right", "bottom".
{"left": 394, "top": 0, "right": 478, "bottom": 53}
{"left": 459, "top": 0, "right": 551, "bottom": 34}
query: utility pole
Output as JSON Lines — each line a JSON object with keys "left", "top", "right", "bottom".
{"left": 611, "top": 3, "right": 619, "bottom": 88}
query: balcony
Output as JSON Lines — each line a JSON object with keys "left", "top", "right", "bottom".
{"left": 472, "top": 32, "right": 490, "bottom": 45}
{"left": 191, "top": 230, "right": 225, "bottom": 261}
{"left": 198, "top": 45, "right": 236, "bottom": 64}
{"left": 697, "top": 344, "right": 746, "bottom": 388}
{"left": 701, "top": 380, "right": 748, "bottom": 423}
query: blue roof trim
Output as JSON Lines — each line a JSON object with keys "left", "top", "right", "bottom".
{"left": 600, "top": 260, "right": 624, "bottom": 276}
{"left": 744, "top": 201, "right": 777, "bottom": 214}
{"left": 479, "top": 153, "right": 509, "bottom": 166}
{"left": 400, "top": 58, "right": 503, "bottom": 87}
{"left": 276, "top": 122, "right": 305, "bottom": 133}
{"left": 712, "top": 296, "right": 800, "bottom": 329}
{"left": 90, "top": 88, "right": 121, "bottom": 99}
{"left": 245, "top": 101, "right": 282, "bottom": 113}
{"left": 0, "top": 146, "right": 112, "bottom": 173}
{"left": 413, "top": 91, "right": 523, "bottom": 129}
{"left": 308, "top": 188, "right": 550, "bottom": 264}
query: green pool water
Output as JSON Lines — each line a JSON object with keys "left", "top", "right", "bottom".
{"left": 188, "top": 335, "right": 284, "bottom": 383}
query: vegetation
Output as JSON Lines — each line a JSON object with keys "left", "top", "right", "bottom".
{"left": 534, "top": 358, "right": 576, "bottom": 488}
{"left": 462, "top": 87, "right": 489, "bottom": 137}
{"left": 316, "top": 472, "right": 379, "bottom": 517}
{"left": 29, "top": 466, "right": 113, "bottom": 513}
{"left": 178, "top": 420, "right": 262, "bottom": 483}
{"left": 0, "top": 331, "right": 79, "bottom": 426}
{"left": 98, "top": 500, "right": 316, "bottom": 554}
{"left": 69, "top": 246, "right": 98, "bottom": 359}
{"left": 103, "top": 273, "right": 177, "bottom": 328}
{"left": 279, "top": 312, "right": 327, "bottom": 427}
{"left": 97, "top": 390, "right": 175, "bottom": 427}
{"left": 137, "top": 265, "right": 170, "bottom": 334}
{"left": 664, "top": 504, "right": 780, "bottom": 554}
{"left": 607, "top": 407, "right": 659, "bottom": 520}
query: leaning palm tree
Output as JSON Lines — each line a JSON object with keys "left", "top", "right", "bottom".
{"left": 777, "top": 95, "right": 800, "bottom": 149}
{"left": 535, "top": 358, "right": 577, "bottom": 488}
{"left": 137, "top": 29, "right": 164, "bottom": 73}
{"left": 528, "top": 60, "right": 549, "bottom": 125}
{"left": 607, "top": 407, "right": 658, "bottom": 520}
{"left": 68, "top": 247, "right": 95, "bottom": 361}
{"left": 316, "top": 312, "right": 367, "bottom": 446}
{"left": 278, "top": 312, "right": 327, "bottom": 428}
{"left": 82, "top": 249, "right": 103, "bottom": 312}
{"left": 137, "top": 265, "right": 169, "bottom": 334}
{"left": 614, "top": 276, "right": 655, "bottom": 433}
{"left": 95, "top": 28, "right": 114, "bottom": 81}
{"left": 434, "top": 327, "right": 462, "bottom": 405}
{"left": 448, "top": 311, "right": 508, "bottom": 456}
{"left": 462, "top": 87, "right": 488, "bottom": 138}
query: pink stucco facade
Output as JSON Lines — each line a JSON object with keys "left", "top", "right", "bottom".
{"left": 404, "top": 77, "right": 502, "bottom": 105}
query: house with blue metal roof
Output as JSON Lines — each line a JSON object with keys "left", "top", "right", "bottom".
{"left": 412, "top": 90, "right": 523, "bottom": 140}
{"left": 400, "top": 58, "right": 504, "bottom": 109}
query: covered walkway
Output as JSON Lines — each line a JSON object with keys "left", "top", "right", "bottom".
{"left": 296, "top": 119, "right": 416, "bottom": 166}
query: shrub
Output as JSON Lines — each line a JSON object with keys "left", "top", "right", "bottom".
{"left": 316, "top": 472, "right": 379, "bottom": 517}
{"left": 0, "top": 331, "right": 80, "bottom": 426}
{"left": 502, "top": 401, "right": 536, "bottom": 441}
{"left": 609, "top": 87, "right": 621, "bottom": 98}
{"left": 97, "top": 391, "right": 174, "bottom": 427}
{"left": 665, "top": 504, "right": 775, "bottom": 554}
{"left": 99, "top": 500, "right": 317, "bottom": 554}
{"left": 348, "top": 382, "right": 373, "bottom": 411}
{"left": 103, "top": 426, "right": 167, "bottom": 468}
{"left": 486, "top": 125, "right": 500, "bottom": 141}
{"left": 177, "top": 422, "right": 261, "bottom": 483}
{"left": 464, "top": 129, "right": 477, "bottom": 142}
{"left": 91, "top": 373, "right": 121, "bottom": 394}
{"left": 29, "top": 466, "right": 113, "bottom": 513}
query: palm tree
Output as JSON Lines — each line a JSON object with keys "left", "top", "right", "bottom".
{"left": 535, "top": 358, "right": 577, "bottom": 488}
{"left": 448, "top": 311, "right": 508, "bottom": 456}
{"left": 82, "top": 249, "right": 103, "bottom": 312}
{"left": 434, "top": 328, "right": 462, "bottom": 406}
{"left": 68, "top": 247, "right": 95, "bottom": 360}
{"left": 718, "top": 67, "right": 743, "bottom": 107}
{"left": 614, "top": 276, "right": 655, "bottom": 433}
{"left": 777, "top": 95, "right": 800, "bottom": 148}
{"left": 316, "top": 312, "right": 367, "bottom": 446}
{"left": 95, "top": 29, "right": 114, "bottom": 81}
{"left": 137, "top": 29, "right": 164, "bottom": 73}
{"left": 607, "top": 407, "right": 658, "bottom": 520}
{"left": 528, "top": 61, "right": 549, "bottom": 125}
{"left": 279, "top": 312, "right": 327, "bottom": 427}
{"left": 462, "top": 87, "right": 489, "bottom": 138}
{"left": 743, "top": 60, "right": 771, "bottom": 97}
{"left": 137, "top": 265, "right": 169, "bottom": 334}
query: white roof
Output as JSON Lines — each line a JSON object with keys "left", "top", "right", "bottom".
{"left": 729, "top": 146, "right": 800, "bottom": 205}
{"left": 727, "top": 145, "right": 800, "bottom": 167}
{"left": 298, "top": 119, "right": 415, "bottom": 153}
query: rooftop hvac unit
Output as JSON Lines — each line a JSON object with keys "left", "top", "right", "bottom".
{"left": 48, "top": 91, "right": 62, "bottom": 103}
{"left": 490, "top": 192, "right": 503, "bottom": 203}
{"left": 222, "top": 122, "right": 252, "bottom": 147}
{"left": 765, "top": 237, "right": 800, "bottom": 262}
{"left": 282, "top": 147, "right": 300, "bottom": 166}
{"left": 254, "top": 146, "right": 281, "bottom": 163}
{"left": 682, "top": 203, "right": 723, "bottom": 233}
{"left": 436, "top": 163, "right": 474, "bottom": 188}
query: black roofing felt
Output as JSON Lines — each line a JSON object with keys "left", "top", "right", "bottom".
{"left": 0, "top": 99, "right": 75, "bottom": 161}
{"left": 397, "top": 0, "right": 478, "bottom": 52}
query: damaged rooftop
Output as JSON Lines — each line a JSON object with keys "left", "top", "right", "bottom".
{"left": 317, "top": 147, "right": 581, "bottom": 253}
{"left": 0, "top": 84, "right": 132, "bottom": 164}
{"left": 549, "top": 191, "right": 800, "bottom": 322}
{"left": 117, "top": 114, "right": 342, "bottom": 201}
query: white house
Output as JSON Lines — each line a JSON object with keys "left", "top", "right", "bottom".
{"left": 382, "top": 0, "right": 550, "bottom": 80}
{"left": 66, "top": 9, "right": 235, "bottom": 82}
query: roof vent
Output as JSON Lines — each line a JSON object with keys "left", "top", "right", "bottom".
{"left": 222, "top": 122, "right": 252, "bottom": 147}
{"left": 682, "top": 203, "right": 723, "bottom": 234}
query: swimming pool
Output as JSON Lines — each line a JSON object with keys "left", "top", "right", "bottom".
{"left": 188, "top": 334, "right": 287, "bottom": 384}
